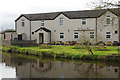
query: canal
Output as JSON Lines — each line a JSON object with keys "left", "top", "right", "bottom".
{"left": 0, "top": 52, "right": 120, "bottom": 78}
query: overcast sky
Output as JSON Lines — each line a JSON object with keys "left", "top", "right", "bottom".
{"left": 0, "top": 0, "right": 98, "bottom": 31}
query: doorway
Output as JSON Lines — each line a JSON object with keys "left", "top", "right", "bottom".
{"left": 18, "top": 35, "right": 22, "bottom": 40}
{"left": 39, "top": 33, "right": 44, "bottom": 44}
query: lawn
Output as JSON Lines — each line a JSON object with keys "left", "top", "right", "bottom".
{"left": 1, "top": 45, "right": 120, "bottom": 61}
{"left": 19, "top": 45, "right": 119, "bottom": 56}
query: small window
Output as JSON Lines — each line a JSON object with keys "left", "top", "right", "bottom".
{"left": 115, "top": 68, "right": 118, "bottom": 72}
{"left": 60, "top": 33, "right": 64, "bottom": 39}
{"left": 115, "top": 30, "right": 118, "bottom": 34}
{"left": 90, "top": 32, "right": 94, "bottom": 39}
{"left": 74, "top": 32, "right": 79, "bottom": 39}
{"left": 60, "top": 18, "right": 64, "bottom": 26}
{"left": 21, "top": 20, "right": 25, "bottom": 26}
{"left": 106, "top": 32, "right": 111, "bottom": 39}
{"left": 32, "top": 32, "right": 34, "bottom": 34}
{"left": 106, "top": 15, "right": 111, "bottom": 25}
{"left": 82, "top": 19, "right": 86, "bottom": 25}
{"left": 41, "top": 20, "right": 44, "bottom": 26}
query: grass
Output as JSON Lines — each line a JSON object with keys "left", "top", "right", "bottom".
{"left": 19, "top": 45, "right": 119, "bottom": 55}
{"left": 1, "top": 45, "right": 120, "bottom": 61}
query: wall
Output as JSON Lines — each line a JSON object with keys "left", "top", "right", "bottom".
{"left": 97, "top": 11, "right": 119, "bottom": 43}
{"left": 16, "top": 16, "right": 30, "bottom": 40}
{"left": 31, "top": 14, "right": 96, "bottom": 44}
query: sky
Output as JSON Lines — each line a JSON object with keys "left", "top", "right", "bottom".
{"left": 0, "top": 0, "right": 98, "bottom": 31}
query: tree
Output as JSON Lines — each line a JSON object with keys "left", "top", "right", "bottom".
{"left": 78, "top": 31, "right": 94, "bottom": 55}
{"left": 87, "top": 0, "right": 120, "bottom": 9}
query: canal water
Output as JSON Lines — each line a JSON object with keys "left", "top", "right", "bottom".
{"left": 0, "top": 52, "right": 120, "bottom": 78}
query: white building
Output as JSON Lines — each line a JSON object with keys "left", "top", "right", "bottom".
{"left": 15, "top": 8, "right": 120, "bottom": 44}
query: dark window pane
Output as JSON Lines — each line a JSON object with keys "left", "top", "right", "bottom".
{"left": 115, "top": 31, "right": 117, "bottom": 34}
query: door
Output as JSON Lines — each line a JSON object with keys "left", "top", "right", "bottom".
{"left": 39, "top": 33, "right": 44, "bottom": 44}
{"left": 18, "top": 35, "right": 22, "bottom": 40}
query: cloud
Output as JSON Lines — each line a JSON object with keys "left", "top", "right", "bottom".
{"left": 0, "top": 0, "right": 93, "bottom": 31}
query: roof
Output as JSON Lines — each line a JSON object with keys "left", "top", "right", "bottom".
{"left": 0, "top": 29, "right": 16, "bottom": 34}
{"left": 35, "top": 27, "right": 51, "bottom": 33}
{"left": 15, "top": 8, "right": 120, "bottom": 21}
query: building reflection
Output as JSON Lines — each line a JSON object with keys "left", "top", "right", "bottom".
{"left": 2, "top": 53, "right": 120, "bottom": 78}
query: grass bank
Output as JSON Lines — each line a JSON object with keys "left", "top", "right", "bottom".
{"left": 1, "top": 45, "right": 120, "bottom": 61}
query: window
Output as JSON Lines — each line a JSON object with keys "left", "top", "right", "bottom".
{"left": 74, "top": 32, "right": 79, "bottom": 39}
{"left": 90, "top": 32, "right": 94, "bottom": 39}
{"left": 115, "top": 30, "right": 118, "bottom": 34}
{"left": 21, "top": 20, "right": 25, "bottom": 26}
{"left": 106, "top": 32, "right": 111, "bottom": 39}
{"left": 106, "top": 15, "right": 111, "bottom": 25}
{"left": 60, "top": 18, "right": 64, "bottom": 26}
{"left": 60, "top": 33, "right": 64, "bottom": 39}
{"left": 32, "top": 32, "right": 34, "bottom": 34}
{"left": 82, "top": 19, "right": 86, "bottom": 25}
{"left": 115, "top": 68, "right": 118, "bottom": 72}
{"left": 41, "top": 20, "right": 44, "bottom": 26}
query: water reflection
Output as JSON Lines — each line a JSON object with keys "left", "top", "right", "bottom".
{"left": 1, "top": 53, "right": 120, "bottom": 78}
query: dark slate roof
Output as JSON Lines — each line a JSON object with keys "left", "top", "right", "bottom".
{"left": 15, "top": 8, "right": 120, "bottom": 21}
{"left": 35, "top": 27, "right": 51, "bottom": 33}
{"left": 0, "top": 29, "right": 16, "bottom": 34}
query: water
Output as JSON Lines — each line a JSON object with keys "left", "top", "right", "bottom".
{"left": 0, "top": 53, "right": 120, "bottom": 78}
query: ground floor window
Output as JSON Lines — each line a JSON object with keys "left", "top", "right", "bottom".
{"left": 106, "top": 32, "right": 111, "bottom": 39}
{"left": 74, "top": 32, "right": 79, "bottom": 39}
{"left": 90, "top": 32, "right": 94, "bottom": 39}
{"left": 60, "top": 33, "right": 64, "bottom": 39}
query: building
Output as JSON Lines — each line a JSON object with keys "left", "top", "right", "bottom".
{"left": 0, "top": 29, "right": 17, "bottom": 40}
{"left": 15, "top": 8, "right": 120, "bottom": 44}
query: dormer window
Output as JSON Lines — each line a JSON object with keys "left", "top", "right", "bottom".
{"left": 41, "top": 20, "right": 44, "bottom": 26}
{"left": 21, "top": 20, "right": 25, "bottom": 26}
{"left": 82, "top": 19, "right": 86, "bottom": 25}
{"left": 60, "top": 18, "right": 64, "bottom": 26}
{"left": 106, "top": 15, "right": 111, "bottom": 25}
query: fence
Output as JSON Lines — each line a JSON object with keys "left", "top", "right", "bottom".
{"left": 11, "top": 40, "right": 37, "bottom": 47}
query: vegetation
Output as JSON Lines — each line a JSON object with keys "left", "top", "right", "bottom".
{"left": 87, "top": 0, "right": 119, "bottom": 9}
{"left": 1, "top": 45, "right": 120, "bottom": 61}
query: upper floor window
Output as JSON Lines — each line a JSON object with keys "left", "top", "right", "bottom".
{"left": 90, "top": 32, "right": 94, "bottom": 39}
{"left": 74, "top": 32, "right": 79, "bottom": 39}
{"left": 41, "top": 20, "right": 44, "bottom": 26}
{"left": 21, "top": 20, "right": 25, "bottom": 26}
{"left": 60, "top": 33, "right": 64, "bottom": 39}
{"left": 82, "top": 19, "right": 86, "bottom": 25}
{"left": 60, "top": 18, "right": 64, "bottom": 26}
{"left": 106, "top": 15, "right": 111, "bottom": 25}
{"left": 106, "top": 32, "right": 111, "bottom": 39}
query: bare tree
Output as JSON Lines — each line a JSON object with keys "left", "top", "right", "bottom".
{"left": 78, "top": 31, "right": 94, "bottom": 55}
{"left": 87, "top": 0, "right": 120, "bottom": 9}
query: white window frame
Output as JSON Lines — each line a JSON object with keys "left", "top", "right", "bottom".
{"left": 59, "top": 33, "right": 64, "bottom": 39}
{"left": 60, "top": 18, "right": 64, "bottom": 26}
{"left": 74, "top": 32, "right": 79, "bottom": 39}
{"left": 89, "top": 32, "right": 94, "bottom": 39}
{"left": 21, "top": 20, "right": 25, "bottom": 27}
{"left": 41, "top": 20, "right": 45, "bottom": 26}
{"left": 106, "top": 32, "right": 111, "bottom": 39}
{"left": 105, "top": 15, "right": 111, "bottom": 25}
{"left": 82, "top": 18, "right": 86, "bottom": 25}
